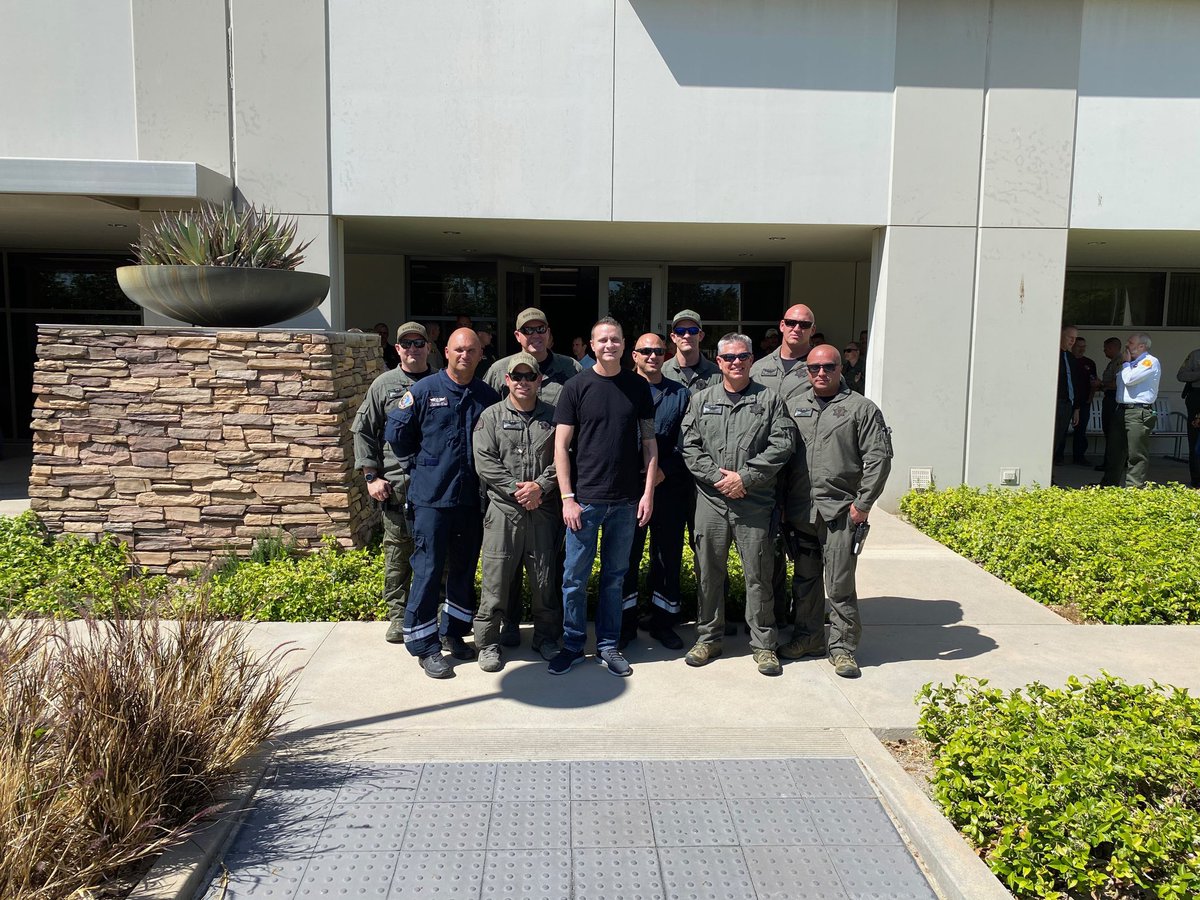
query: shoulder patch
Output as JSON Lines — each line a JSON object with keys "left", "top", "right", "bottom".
{"left": 1142, "top": 358, "right": 1153, "bottom": 367}
{"left": 399, "top": 391, "right": 414, "bottom": 409}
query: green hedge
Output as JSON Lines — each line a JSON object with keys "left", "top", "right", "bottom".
{"left": 1, "top": 512, "right": 750, "bottom": 622}
{"left": 900, "top": 485, "right": 1200, "bottom": 624}
{"left": 919, "top": 674, "right": 1200, "bottom": 899}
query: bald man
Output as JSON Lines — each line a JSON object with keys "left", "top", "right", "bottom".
{"left": 386, "top": 327, "right": 500, "bottom": 678}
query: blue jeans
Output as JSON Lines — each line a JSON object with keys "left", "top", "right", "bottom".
{"left": 562, "top": 501, "right": 638, "bottom": 654}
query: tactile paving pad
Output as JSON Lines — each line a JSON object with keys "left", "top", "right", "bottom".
{"left": 827, "top": 843, "right": 938, "bottom": 899}
{"left": 480, "top": 849, "right": 571, "bottom": 899}
{"left": 207, "top": 757, "right": 935, "bottom": 898}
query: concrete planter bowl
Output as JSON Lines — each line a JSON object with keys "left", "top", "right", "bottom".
{"left": 117, "top": 265, "right": 330, "bottom": 327}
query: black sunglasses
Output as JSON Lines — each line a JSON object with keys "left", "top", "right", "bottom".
{"left": 718, "top": 352, "right": 752, "bottom": 363}
{"left": 673, "top": 326, "right": 701, "bottom": 336}
{"left": 634, "top": 347, "right": 667, "bottom": 356}
{"left": 782, "top": 318, "right": 814, "bottom": 330}
{"left": 519, "top": 324, "right": 548, "bottom": 335}
{"left": 398, "top": 339, "right": 427, "bottom": 349}
{"left": 507, "top": 370, "right": 539, "bottom": 382}
{"left": 806, "top": 363, "right": 838, "bottom": 374}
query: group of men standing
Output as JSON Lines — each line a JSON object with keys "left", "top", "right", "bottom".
{"left": 352, "top": 305, "right": 893, "bottom": 681}
{"left": 1056, "top": 324, "right": 1200, "bottom": 489}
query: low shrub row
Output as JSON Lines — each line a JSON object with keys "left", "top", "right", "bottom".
{"left": 919, "top": 674, "right": 1200, "bottom": 899}
{"left": 0, "top": 511, "right": 749, "bottom": 621}
{"left": 900, "top": 485, "right": 1200, "bottom": 624}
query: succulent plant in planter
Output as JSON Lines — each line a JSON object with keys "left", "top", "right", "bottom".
{"left": 116, "top": 202, "right": 331, "bottom": 327}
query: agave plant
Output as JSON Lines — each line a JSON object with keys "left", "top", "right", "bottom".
{"left": 132, "top": 202, "right": 312, "bottom": 270}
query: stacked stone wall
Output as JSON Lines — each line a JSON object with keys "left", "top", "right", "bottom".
{"left": 28, "top": 326, "right": 383, "bottom": 574}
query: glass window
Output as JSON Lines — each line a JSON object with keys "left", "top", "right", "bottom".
{"left": 667, "top": 265, "right": 786, "bottom": 328}
{"left": 408, "top": 260, "right": 498, "bottom": 329}
{"left": 1062, "top": 271, "right": 1166, "bottom": 327}
{"left": 1167, "top": 274, "right": 1200, "bottom": 327}
{"left": 7, "top": 253, "right": 137, "bottom": 312}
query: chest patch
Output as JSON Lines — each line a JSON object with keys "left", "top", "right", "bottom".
{"left": 501, "top": 420, "right": 523, "bottom": 430}
{"left": 794, "top": 408, "right": 814, "bottom": 417}
{"left": 702, "top": 403, "right": 724, "bottom": 415}
{"left": 832, "top": 407, "right": 849, "bottom": 419}
{"left": 428, "top": 396, "right": 449, "bottom": 408}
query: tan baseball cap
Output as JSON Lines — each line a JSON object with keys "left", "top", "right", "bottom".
{"left": 671, "top": 309, "right": 703, "bottom": 329}
{"left": 396, "top": 321, "right": 428, "bottom": 341}
{"left": 515, "top": 308, "right": 549, "bottom": 331}
{"left": 506, "top": 352, "right": 541, "bottom": 376}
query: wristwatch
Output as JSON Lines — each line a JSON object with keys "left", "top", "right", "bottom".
{"left": 364, "top": 471, "right": 378, "bottom": 483}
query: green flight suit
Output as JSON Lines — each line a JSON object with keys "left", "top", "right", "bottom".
{"left": 782, "top": 385, "right": 893, "bottom": 655}
{"left": 484, "top": 350, "right": 581, "bottom": 397}
{"left": 351, "top": 366, "right": 433, "bottom": 622}
{"left": 682, "top": 382, "right": 797, "bottom": 650}
{"left": 471, "top": 398, "right": 564, "bottom": 648}
{"left": 662, "top": 353, "right": 721, "bottom": 394}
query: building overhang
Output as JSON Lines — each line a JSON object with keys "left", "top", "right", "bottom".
{"left": 0, "top": 157, "right": 231, "bottom": 206}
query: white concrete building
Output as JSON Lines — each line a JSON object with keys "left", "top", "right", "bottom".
{"left": 2, "top": 0, "right": 1199, "bottom": 505}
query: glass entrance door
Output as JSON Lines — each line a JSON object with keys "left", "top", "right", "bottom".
{"left": 598, "top": 266, "right": 665, "bottom": 345}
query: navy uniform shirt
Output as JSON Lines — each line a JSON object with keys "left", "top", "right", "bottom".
{"left": 646, "top": 377, "right": 691, "bottom": 484}
{"left": 385, "top": 370, "right": 500, "bottom": 508}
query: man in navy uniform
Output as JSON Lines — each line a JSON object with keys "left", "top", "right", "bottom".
{"left": 386, "top": 327, "right": 500, "bottom": 678}
{"left": 621, "top": 332, "right": 691, "bottom": 651}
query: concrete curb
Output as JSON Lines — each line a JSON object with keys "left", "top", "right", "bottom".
{"left": 846, "top": 728, "right": 1012, "bottom": 900}
{"left": 128, "top": 746, "right": 273, "bottom": 900}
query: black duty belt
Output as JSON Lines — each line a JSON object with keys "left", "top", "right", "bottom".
{"left": 1118, "top": 403, "right": 1152, "bottom": 409}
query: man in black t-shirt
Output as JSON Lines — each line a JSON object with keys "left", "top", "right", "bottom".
{"left": 549, "top": 317, "right": 659, "bottom": 678}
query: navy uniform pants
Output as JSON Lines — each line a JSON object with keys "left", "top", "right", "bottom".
{"left": 404, "top": 503, "right": 483, "bottom": 658}
{"left": 621, "top": 477, "right": 687, "bottom": 640}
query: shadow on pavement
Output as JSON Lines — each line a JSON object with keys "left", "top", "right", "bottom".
{"left": 857, "top": 596, "right": 1000, "bottom": 665}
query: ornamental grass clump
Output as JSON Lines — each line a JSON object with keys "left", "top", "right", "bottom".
{"left": 0, "top": 604, "right": 294, "bottom": 899}
{"left": 900, "top": 484, "right": 1200, "bottom": 623}
{"left": 919, "top": 674, "right": 1200, "bottom": 900}
{"left": 132, "top": 201, "right": 311, "bottom": 269}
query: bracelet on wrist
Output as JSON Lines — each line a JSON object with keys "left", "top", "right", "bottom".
{"left": 563, "top": 493, "right": 575, "bottom": 500}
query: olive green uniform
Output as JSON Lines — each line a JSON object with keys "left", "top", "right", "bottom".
{"left": 485, "top": 350, "right": 581, "bottom": 397}
{"left": 351, "top": 365, "right": 433, "bottom": 622}
{"left": 782, "top": 385, "right": 892, "bottom": 655}
{"left": 681, "top": 382, "right": 797, "bottom": 649}
{"left": 471, "top": 398, "right": 564, "bottom": 648}
{"left": 662, "top": 354, "right": 721, "bottom": 393}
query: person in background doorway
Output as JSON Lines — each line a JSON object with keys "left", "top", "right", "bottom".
{"left": 1176, "top": 345, "right": 1200, "bottom": 488}
{"left": 1071, "top": 337, "right": 1100, "bottom": 465}
{"left": 810, "top": 332, "right": 826, "bottom": 347}
{"left": 760, "top": 328, "right": 781, "bottom": 355}
{"left": 425, "top": 321, "right": 445, "bottom": 370}
{"left": 572, "top": 335, "right": 596, "bottom": 369}
{"left": 842, "top": 342, "right": 865, "bottom": 394}
{"left": 1053, "top": 325, "right": 1086, "bottom": 467}
{"left": 1102, "top": 332, "right": 1162, "bottom": 488}
{"left": 1096, "top": 337, "right": 1123, "bottom": 473}
{"left": 477, "top": 327, "right": 499, "bottom": 368}
{"left": 373, "top": 322, "right": 400, "bottom": 370}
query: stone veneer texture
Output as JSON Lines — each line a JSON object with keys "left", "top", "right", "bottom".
{"left": 29, "top": 326, "right": 383, "bottom": 575}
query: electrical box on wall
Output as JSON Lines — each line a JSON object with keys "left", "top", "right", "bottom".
{"left": 909, "top": 467, "right": 933, "bottom": 491}
{"left": 1001, "top": 467, "right": 1020, "bottom": 486}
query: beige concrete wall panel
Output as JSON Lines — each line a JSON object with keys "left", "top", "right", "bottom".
{"left": 869, "top": 226, "right": 976, "bottom": 503}
{"left": 978, "top": 0, "right": 1083, "bottom": 229}
{"left": 1072, "top": 0, "right": 1200, "bottom": 230}
{"left": 0, "top": 1, "right": 137, "bottom": 159}
{"left": 329, "top": 0, "right": 614, "bottom": 221}
{"left": 132, "top": 0, "right": 231, "bottom": 176}
{"left": 613, "top": 0, "right": 894, "bottom": 224}
{"left": 889, "top": 0, "right": 988, "bottom": 227}
{"left": 789, "top": 262, "right": 857, "bottom": 346}
{"left": 232, "top": 0, "right": 329, "bottom": 214}
{"left": 965, "top": 226, "right": 1069, "bottom": 487}
{"left": 344, "top": 254, "right": 406, "bottom": 332}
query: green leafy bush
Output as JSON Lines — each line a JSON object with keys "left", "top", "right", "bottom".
{"left": 900, "top": 485, "right": 1200, "bottom": 623}
{"left": 0, "top": 511, "right": 167, "bottom": 616}
{"left": 919, "top": 674, "right": 1200, "bottom": 899}
{"left": 201, "top": 536, "right": 388, "bottom": 621}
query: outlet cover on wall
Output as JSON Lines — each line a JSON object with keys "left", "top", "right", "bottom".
{"left": 1000, "top": 467, "right": 1020, "bottom": 486}
{"left": 909, "top": 467, "right": 933, "bottom": 491}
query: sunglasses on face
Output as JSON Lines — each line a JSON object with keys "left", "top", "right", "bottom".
{"left": 634, "top": 347, "right": 667, "bottom": 357}
{"left": 507, "top": 371, "right": 538, "bottom": 382}
{"left": 806, "top": 363, "right": 839, "bottom": 374}
{"left": 519, "top": 324, "right": 548, "bottom": 336}
{"left": 398, "top": 339, "right": 427, "bottom": 349}
{"left": 782, "top": 318, "right": 814, "bottom": 330}
{"left": 718, "top": 352, "right": 752, "bottom": 363}
{"left": 673, "top": 326, "right": 701, "bottom": 336}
